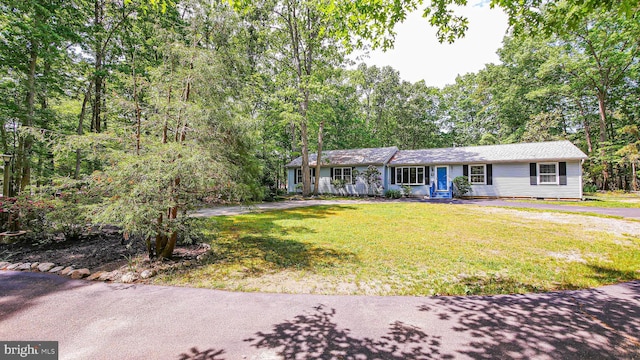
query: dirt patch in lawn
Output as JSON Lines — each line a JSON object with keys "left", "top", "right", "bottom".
{"left": 477, "top": 207, "right": 640, "bottom": 238}
{"left": 0, "top": 227, "right": 207, "bottom": 273}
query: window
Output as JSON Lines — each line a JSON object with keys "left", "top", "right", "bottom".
{"left": 469, "top": 165, "right": 486, "bottom": 184}
{"left": 538, "top": 163, "right": 558, "bottom": 184}
{"left": 395, "top": 166, "right": 425, "bottom": 185}
{"left": 332, "top": 167, "right": 352, "bottom": 184}
{"left": 296, "top": 168, "right": 316, "bottom": 184}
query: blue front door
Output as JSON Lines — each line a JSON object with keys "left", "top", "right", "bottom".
{"left": 436, "top": 166, "right": 448, "bottom": 191}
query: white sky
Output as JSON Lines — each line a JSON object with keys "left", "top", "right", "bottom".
{"left": 354, "top": 3, "right": 509, "bottom": 88}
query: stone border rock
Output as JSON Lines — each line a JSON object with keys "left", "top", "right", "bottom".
{"left": 0, "top": 255, "right": 204, "bottom": 284}
{"left": 0, "top": 260, "right": 131, "bottom": 282}
{"left": 0, "top": 261, "right": 97, "bottom": 279}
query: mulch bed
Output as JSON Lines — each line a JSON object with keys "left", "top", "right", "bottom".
{"left": 0, "top": 227, "right": 207, "bottom": 273}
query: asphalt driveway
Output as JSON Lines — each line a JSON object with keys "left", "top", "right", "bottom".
{"left": 191, "top": 199, "right": 379, "bottom": 217}
{"left": 1, "top": 271, "right": 638, "bottom": 359}
{"left": 192, "top": 198, "right": 640, "bottom": 219}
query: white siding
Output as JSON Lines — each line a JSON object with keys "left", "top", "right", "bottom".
{"left": 468, "top": 161, "right": 582, "bottom": 199}
{"left": 287, "top": 168, "right": 296, "bottom": 193}
{"left": 288, "top": 166, "right": 385, "bottom": 195}
{"left": 290, "top": 161, "right": 583, "bottom": 199}
{"left": 450, "top": 165, "right": 463, "bottom": 179}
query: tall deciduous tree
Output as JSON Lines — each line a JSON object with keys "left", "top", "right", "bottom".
{"left": 555, "top": 8, "right": 640, "bottom": 188}
{"left": 0, "top": 0, "right": 84, "bottom": 192}
{"left": 233, "top": 0, "right": 346, "bottom": 196}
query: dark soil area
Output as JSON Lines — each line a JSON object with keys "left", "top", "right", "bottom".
{"left": 0, "top": 227, "right": 208, "bottom": 272}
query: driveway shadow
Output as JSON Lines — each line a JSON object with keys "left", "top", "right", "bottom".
{"left": 0, "top": 271, "right": 90, "bottom": 322}
{"left": 177, "top": 347, "right": 226, "bottom": 360}
{"left": 245, "top": 304, "right": 454, "bottom": 359}
{"left": 418, "top": 281, "right": 640, "bottom": 359}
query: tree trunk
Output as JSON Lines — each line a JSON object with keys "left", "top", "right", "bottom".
{"left": 616, "top": 165, "right": 623, "bottom": 190}
{"left": 162, "top": 84, "right": 171, "bottom": 144}
{"left": 160, "top": 231, "right": 178, "bottom": 259}
{"left": 284, "top": 3, "right": 311, "bottom": 196}
{"left": 178, "top": 63, "right": 192, "bottom": 143}
{"left": 290, "top": 122, "right": 297, "bottom": 153}
{"left": 132, "top": 52, "right": 141, "bottom": 155}
{"left": 155, "top": 213, "right": 167, "bottom": 257}
{"left": 161, "top": 49, "right": 173, "bottom": 145}
{"left": 75, "top": 82, "right": 93, "bottom": 179}
{"left": 300, "top": 106, "right": 310, "bottom": 196}
{"left": 575, "top": 98, "right": 593, "bottom": 153}
{"left": 596, "top": 91, "right": 609, "bottom": 190}
{"left": 632, "top": 162, "right": 638, "bottom": 192}
{"left": 313, "top": 119, "right": 324, "bottom": 195}
{"left": 39, "top": 59, "right": 51, "bottom": 111}
{"left": 35, "top": 155, "right": 42, "bottom": 187}
{"left": 596, "top": 91, "right": 607, "bottom": 140}
{"left": 36, "top": 56, "right": 50, "bottom": 187}
{"left": 19, "top": 39, "right": 39, "bottom": 192}
{"left": 158, "top": 75, "right": 190, "bottom": 259}
{"left": 159, "top": 188, "right": 179, "bottom": 258}
{"left": 145, "top": 236, "right": 153, "bottom": 258}
{"left": 1, "top": 119, "right": 7, "bottom": 153}
{"left": 174, "top": 109, "right": 182, "bottom": 142}
{"left": 92, "top": 68, "right": 103, "bottom": 133}
{"left": 92, "top": 0, "right": 104, "bottom": 133}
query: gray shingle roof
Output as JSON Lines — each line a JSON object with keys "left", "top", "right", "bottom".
{"left": 389, "top": 141, "right": 588, "bottom": 165}
{"left": 285, "top": 146, "right": 398, "bottom": 168}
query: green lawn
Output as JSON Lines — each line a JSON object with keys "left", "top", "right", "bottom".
{"left": 157, "top": 203, "right": 640, "bottom": 296}
{"left": 511, "top": 192, "right": 640, "bottom": 208}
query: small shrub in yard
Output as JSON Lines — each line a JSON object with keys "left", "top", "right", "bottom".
{"left": 359, "top": 165, "right": 383, "bottom": 196}
{"left": 175, "top": 217, "right": 205, "bottom": 245}
{"left": 46, "top": 199, "right": 88, "bottom": 241}
{"left": 47, "top": 180, "right": 100, "bottom": 241}
{"left": 583, "top": 183, "right": 598, "bottom": 194}
{"left": 0, "top": 195, "right": 55, "bottom": 236}
{"left": 400, "top": 185, "right": 412, "bottom": 197}
{"left": 0, "top": 197, "right": 18, "bottom": 232}
{"left": 385, "top": 189, "right": 402, "bottom": 199}
{"left": 453, "top": 176, "right": 472, "bottom": 198}
{"left": 17, "top": 197, "right": 54, "bottom": 235}
{"left": 7, "top": 181, "right": 96, "bottom": 244}
{"left": 331, "top": 178, "right": 348, "bottom": 195}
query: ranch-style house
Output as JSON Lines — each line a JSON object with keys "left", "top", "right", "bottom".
{"left": 285, "top": 140, "right": 588, "bottom": 199}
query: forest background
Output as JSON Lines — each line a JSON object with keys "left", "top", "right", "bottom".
{"left": 0, "top": 0, "right": 638, "bottom": 257}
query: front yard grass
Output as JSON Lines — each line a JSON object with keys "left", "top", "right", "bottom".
{"left": 156, "top": 203, "right": 640, "bottom": 296}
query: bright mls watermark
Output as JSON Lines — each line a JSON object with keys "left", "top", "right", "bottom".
{"left": 1, "top": 341, "right": 57, "bottom": 359}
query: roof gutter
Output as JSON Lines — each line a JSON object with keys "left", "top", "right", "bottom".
{"left": 388, "top": 157, "right": 588, "bottom": 166}
{"left": 285, "top": 162, "right": 387, "bottom": 168}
